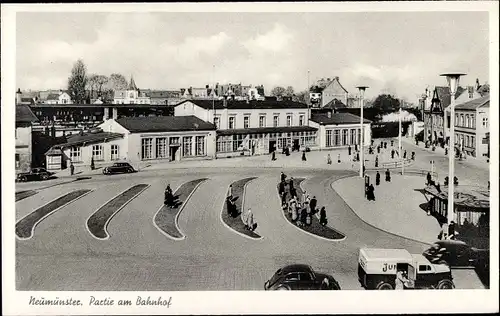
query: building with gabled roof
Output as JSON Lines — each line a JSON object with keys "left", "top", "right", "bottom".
{"left": 309, "top": 77, "right": 349, "bottom": 108}
{"left": 113, "top": 75, "right": 151, "bottom": 105}
{"left": 309, "top": 112, "right": 371, "bottom": 149}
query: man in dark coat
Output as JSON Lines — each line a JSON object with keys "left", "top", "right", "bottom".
{"left": 289, "top": 177, "right": 294, "bottom": 191}
{"left": 90, "top": 157, "right": 95, "bottom": 170}
{"left": 356, "top": 152, "right": 360, "bottom": 162}
{"left": 391, "top": 149, "right": 395, "bottom": 159}
{"left": 385, "top": 169, "right": 391, "bottom": 182}
{"left": 226, "top": 196, "right": 233, "bottom": 215}
{"left": 375, "top": 155, "right": 379, "bottom": 168}
{"left": 376, "top": 171, "right": 381, "bottom": 186}
{"left": 70, "top": 162, "right": 75, "bottom": 176}
{"left": 367, "top": 184, "right": 375, "bottom": 201}
{"left": 391, "top": 140, "right": 394, "bottom": 147}
{"left": 309, "top": 196, "right": 317, "bottom": 214}
{"left": 300, "top": 208, "right": 308, "bottom": 226}
{"left": 348, "top": 145, "right": 352, "bottom": 156}
{"left": 426, "top": 172, "right": 432, "bottom": 185}
{"left": 319, "top": 207, "right": 328, "bottom": 226}
{"left": 279, "top": 180, "right": 286, "bottom": 195}
{"left": 272, "top": 151, "right": 276, "bottom": 161}
{"left": 377, "top": 146, "right": 381, "bottom": 154}
{"left": 411, "top": 151, "right": 415, "bottom": 160}
{"left": 403, "top": 150, "right": 407, "bottom": 159}
{"left": 384, "top": 142, "right": 387, "bottom": 149}
{"left": 448, "top": 221, "right": 456, "bottom": 239}
{"left": 281, "top": 171, "right": 287, "bottom": 182}
{"left": 302, "top": 151, "right": 307, "bottom": 161}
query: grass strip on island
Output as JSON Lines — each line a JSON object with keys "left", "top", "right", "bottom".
{"left": 279, "top": 178, "right": 345, "bottom": 240}
{"left": 154, "top": 178, "right": 207, "bottom": 239}
{"left": 221, "top": 177, "right": 261, "bottom": 239}
{"left": 15, "top": 190, "right": 38, "bottom": 202}
{"left": 16, "top": 189, "right": 92, "bottom": 239}
{"left": 87, "top": 184, "right": 149, "bottom": 239}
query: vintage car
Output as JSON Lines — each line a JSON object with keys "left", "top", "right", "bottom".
{"left": 264, "top": 264, "right": 341, "bottom": 290}
{"left": 16, "top": 168, "right": 54, "bottom": 182}
{"left": 423, "top": 240, "right": 489, "bottom": 270}
{"left": 102, "top": 162, "right": 136, "bottom": 175}
{"left": 358, "top": 248, "right": 454, "bottom": 290}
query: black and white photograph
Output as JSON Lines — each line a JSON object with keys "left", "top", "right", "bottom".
{"left": 2, "top": 2, "right": 498, "bottom": 315}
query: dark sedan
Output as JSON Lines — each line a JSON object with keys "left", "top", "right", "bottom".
{"left": 103, "top": 162, "right": 136, "bottom": 175}
{"left": 423, "top": 240, "right": 489, "bottom": 269}
{"left": 264, "top": 264, "right": 341, "bottom": 290}
{"left": 17, "top": 168, "right": 54, "bottom": 182}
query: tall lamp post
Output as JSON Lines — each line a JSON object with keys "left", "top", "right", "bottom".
{"left": 356, "top": 86, "right": 369, "bottom": 177}
{"left": 440, "top": 72, "right": 466, "bottom": 226}
{"left": 398, "top": 99, "right": 404, "bottom": 175}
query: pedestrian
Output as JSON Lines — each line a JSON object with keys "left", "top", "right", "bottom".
{"left": 426, "top": 172, "right": 432, "bottom": 185}
{"left": 391, "top": 149, "right": 395, "bottom": 159}
{"left": 348, "top": 145, "right": 352, "bottom": 156}
{"left": 367, "top": 184, "right": 375, "bottom": 201}
{"left": 403, "top": 150, "right": 407, "bottom": 159}
{"left": 454, "top": 176, "right": 459, "bottom": 186}
{"left": 246, "top": 209, "right": 255, "bottom": 231}
{"left": 377, "top": 146, "right": 381, "bottom": 154}
{"left": 281, "top": 190, "right": 288, "bottom": 205}
{"left": 70, "top": 162, "right": 75, "bottom": 176}
{"left": 411, "top": 151, "right": 415, "bottom": 160}
{"left": 376, "top": 171, "right": 380, "bottom": 186}
{"left": 319, "top": 207, "right": 328, "bottom": 226}
{"left": 448, "top": 221, "right": 456, "bottom": 239}
{"left": 280, "top": 171, "right": 287, "bottom": 182}
{"left": 310, "top": 195, "right": 317, "bottom": 214}
{"left": 385, "top": 169, "right": 391, "bottom": 182}
{"left": 228, "top": 184, "right": 233, "bottom": 198}
{"left": 279, "top": 180, "right": 286, "bottom": 195}
{"left": 305, "top": 194, "right": 311, "bottom": 207}
{"left": 337, "top": 154, "right": 341, "bottom": 164}
{"left": 327, "top": 154, "right": 332, "bottom": 165}
{"left": 90, "top": 157, "right": 95, "bottom": 170}
{"left": 445, "top": 148, "right": 448, "bottom": 155}
{"left": 226, "top": 196, "right": 233, "bottom": 215}
{"left": 415, "top": 138, "right": 419, "bottom": 146}
{"left": 356, "top": 152, "right": 360, "bottom": 162}
{"left": 391, "top": 140, "right": 394, "bottom": 147}
{"left": 384, "top": 142, "right": 387, "bottom": 149}
{"left": 436, "top": 182, "right": 441, "bottom": 193}
{"left": 164, "top": 186, "right": 173, "bottom": 208}
{"left": 289, "top": 177, "right": 294, "bottom": 191}
{"left": 299, "top": 207, "right": 307, "bottom": 227}
{"left": 355, "top": 144, "right": 358, "bottom": 152}
{"left": 302, "top": 151, "right": 307, "bottom": 161}
{"left": 444, "top": 176, "right": 449, "bottom": 186}
{"left": 375, "top": 155, "right": 379, "bottom": 168}
{"left": 292, "top": 203, "right": 299, "bottom": 221}
{"left": 272, "top": 150, "right": 276, "bottom": 161}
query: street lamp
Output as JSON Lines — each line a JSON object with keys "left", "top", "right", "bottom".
{"left": 356, "top": 86, "right": 369, "bottom": 178}
{"left": 440, "top": 72, "right": 466, "bottom": 226}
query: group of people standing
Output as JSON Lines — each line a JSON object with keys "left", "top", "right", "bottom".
{"left": 279, "top": 172, "right": 328, "bottom": 227}
{"left": 366, "top": 169, "right": 393, "bottom": 201}
{"left": 226, "top": 184, "right": 257, "bottom": 231}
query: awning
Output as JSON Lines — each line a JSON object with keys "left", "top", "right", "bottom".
{"left": 217, "top": 126, "right": 317, "bottom": 136}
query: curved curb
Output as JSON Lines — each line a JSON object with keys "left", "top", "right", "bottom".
{"left": 329, "top": 174, "right": 432, "bottom": 247}
{"left": 86, "top": 184, "right": 150, "bottom": 240}
{"left": 153, "top": 178, "right": 208, "bottom": 241}
{"left": 276, "top": 178, "right": 345, "bottom": 242}
{"left": 16, "top": 189, "right": 94, "bottom": 241}
{"left": 219, "top": 177, "right": 264, "bottom": 240}
{"left": 299, "top": 179, "right": 347, "bottom": 241}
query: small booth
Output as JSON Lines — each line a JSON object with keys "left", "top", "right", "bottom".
{"left": 45, "top": 147, "right": 64, "bottom": 171}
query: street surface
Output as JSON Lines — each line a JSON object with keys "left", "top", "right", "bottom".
{"left": 15, "top": 156, "right": 486, "bottom": 290}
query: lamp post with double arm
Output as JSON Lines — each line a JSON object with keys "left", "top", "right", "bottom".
{"left": 356, "top": 86, "right": 369, "bottom": 177}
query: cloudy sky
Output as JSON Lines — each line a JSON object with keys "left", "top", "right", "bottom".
{"left": 16, "top": 11, "right": 490, "bottom": 100}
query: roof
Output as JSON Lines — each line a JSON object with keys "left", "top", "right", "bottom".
{"left": 280, "top": 264, "right": 313, "bottom": 273}
{"left": 360, "top": 248, "right": 412, "bottom": 261}
{"left": 45, "top": 148, "right": 63, "bottom": 156}
{"left": 179, "top": 99, "right": 309, "bottom": 110}
{"left": 217, "top": 126, "right": 317, "bottom": 136}
{"left": 432, "top": 86, "right": 465, "bottom": 112}
{"left": 476, "top": 84, "right": 489, "bottom": 96}
{"left": 16, "top": 105, "right": 39, "bottom": 123}
{"left": 128, "top": 76, "right": 138, "bottom": 90}
{"left": 424, "top": 185, "right": 489, "bottom": 211}
{"left": 60, "top": 131, "right": 124, "bottom": 148}
{"left": 323, "top": 98, "right": 347, "bottom": 109}
{"left": 46, "top": 93, "right": 60, "bottom": 101}
{"left": 116, "top": 115, "right": 216, "bottom": 133}
{"left": 454, "top": 95, "right": 490, "bottom": 110}
{"left": 311, "top": 113, "right": 371, "bottom": 125}
{"left": 148, "top": 90, "right": 182, "bottom": 98}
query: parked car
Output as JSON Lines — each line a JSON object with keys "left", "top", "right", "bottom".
{"left": 264, "top": 264, "right": 341, "bottom": 290}
{"left": 422, "top": 240, "right": 489, "bottom": 270}
{"left": 102, "top": 162, "right": 136, "bottom": 175}
{"left": 17, "top": 168, "right": 54, "bottom": 182}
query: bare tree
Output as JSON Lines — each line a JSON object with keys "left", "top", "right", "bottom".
{"left": 271, "top": 86, "right": 286, "bottom": 97}
{"left": 109, "top": 73, "right": 128, "bottom": 90}
{"left": 67, "top": 59, "right": 88, "bottom": 104}
{"left": 285, "top": 86, "right": 295, "bottom": 97}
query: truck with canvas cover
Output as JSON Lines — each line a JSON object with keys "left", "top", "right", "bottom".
{"left": 358, "top": 248, "right": 454, "bottom": 290}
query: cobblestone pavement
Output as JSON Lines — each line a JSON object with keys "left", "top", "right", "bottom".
{"left": 14, "top": 167, "right": 484, "bottom": 290}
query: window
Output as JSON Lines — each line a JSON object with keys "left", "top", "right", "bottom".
{"left": 334, "top": 130, "right": 340, "bottom": 146}
{"left": 299, "top": 115, "right": 304, "bottom": 126}
{"left": 141, "top": 138, "right": 153, "bottom": 160}
{"left": 110, "top": 144, "right": 120, "bottom": 160}
{"left": 358, "top": 129, "right": 362, "bottom": 145}
{"left": 460, "top": 114, "right": 464, "bottom": 127}
{"left": 195, "top": 136, "right": 205, "bottom": 156}
{"left": 156, "top": 138, "right": 167, "bottom": 159}
{"left": 273, "top": 115, "right": 279, "bottom": 127}
{"left": 326, "top": 130, "right": 333, "bottom": 147}
{"left": 92, "top": 145, "right": 103, "bottom": 161}
{"left": 342, "top": 129, "right": 348, "bottom": 146}
{"left": 214, "top": 116, "right": 220, "bottom": 129}
{"left": 418, "top": 265, "right": 430, "bottom": 272}
{"left": 286, "top": 115, "right": 292, "bottom": 127}
{"left": 70, "top": 146, "right": 82, "bottom": 162}
{"left": 285, "top": 273, "right": 300, "bottom": 281}
{"left": 15, "top": 153, "right": 20, "bottom": 168}
{"left": 244, "top": 116, "right": 250, "bottom": 129}
{"left": 228, "top": 116, "right": 235, "bottom": 129}
{"left": 455, "top": 114, "right": 459, "bottom": 126}
{"left": 170, "top": 137, "right": 179, "bottom": 145}
{"left": 465, "top": 115, "right": 470, "bottom": 128}
{"left": 183, "top": 136, "right": 193, "bottom": 157}
{"left": 471, "top": 136, "right": 475, "bottom": 148}
{"left": 471, "top": 115, "right": 475, "bottom": 128}
{"left": 466, "top": 135, "right": 470, "bottom": 147}
{"left": 299, "top": 272, "right": 313, "bottom": 281}
{"left": 259, "top": 115, "right": 266, "bottom": 127}
{"left": 350, "top": 129, "right": 357, "bottom": 145}
{"left": 482, "top": 118, "right": 488, "bottom": 128}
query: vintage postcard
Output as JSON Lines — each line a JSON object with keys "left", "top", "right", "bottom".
{"left": 2, "top": 2, "right": 498, "bottom": 315}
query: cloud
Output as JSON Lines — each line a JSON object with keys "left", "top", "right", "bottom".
{"left": 242, "top": 23, "right": 294, "bottom": 55}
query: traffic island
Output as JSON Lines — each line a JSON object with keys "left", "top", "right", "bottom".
{"left": 278, "top": 178, "right": 345, "bottom": 240}
{"left": 221, "top": 177, "right": 262, "bottom": 239}
{"left": 154, "top": 178, "right": 207, "bottom": 240}
{"left": 16, "top": 189, "right": 93, "bottom": 239}
{"left": 87, "top": 184, "right": 150, "bottom": 239}
{"left": 15, "top": 190, "right": 38, "bottom": 202}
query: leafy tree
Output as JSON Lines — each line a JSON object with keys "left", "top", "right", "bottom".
{"left": 372, "top": 94, "right": 401, "bottom": 112}
{"left": 95, "top": 75, "right": 109, "bottom": 96}
{"left": 284, "top": 86, "right": 294, "bottom": 97}
{"left": 67, "top": 59, "right": 88, "bottom": 104}
{"left": 271, "top": 86, "right": 286, "bottom": 97}
{"left": 109, "top": 73, "right": 128, "bottom": 90}
{"left": 292, "top": 90, "right": 308, "bottom": 103}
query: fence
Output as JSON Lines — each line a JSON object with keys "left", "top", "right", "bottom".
{"left": 381, "top": 158, "right": 413, "bottom": 169}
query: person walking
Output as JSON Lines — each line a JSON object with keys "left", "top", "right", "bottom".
{"left": 348, "top": 145, "right": 352, "bottom": 156}
{"left": 391, "top": 149, "right": 395, "bottom": 159}
{"left": 403, "top": 150, "right": 407, "bottom": 159}
{"left": 90, "top": 157, "right": 95, "bottom": 170}
{"left": 279, "top": 180, "right": 286, "bottom": 196}
{"left": 246, "top": 209, "right": 254, "bottom": 231}
{"left": 426, "top": 172, "right": 432, "bottom": 185}
{"left": 377, "top": 146, "right": 381, "bottom": 154}
{"left": 411, "top": 151, "right": 415, "bottom": 160}
{"left": 228, "top": 184, "right": 233, "bottom": 199}
{"left": 280, "top": 171, "right": 287, "bottom": 183}
{"left": 385, "top": 169, "right": 391, "bottom": 182}
{"left": 375, "top": 155, "right": 379, "bottom": 168}
{"left": 327, "top": 154, "right": 332, "bottom": 165}
{"left": 299, "top": 207, "right": 307, "bottom": 227}
{"left": 337, "top": 154, "right": 341, "bottom": 164}
{"left": 70, "top": 162, "right": 75, "bottom": 176}
{"left": 310, "top": 196, "right": 317, "bottom": 214}
{"left": 376, "top": 171, "right": 381, "bottom": 186}
{"left": 356, "top": 151, "right": 360, "bottom": 162}
{"left": 302, "top": 151, "right": 307, "bottom": 161}
{"left": 271, "top": 150, "right": 276, "bottom": 161}
{"left": 319, "top": 207, "right": 328, "bottom": 226}
{"left": 367, "top": 184, "right": 375, "bottom": 201}
{"left": 289, "top": 177, "right": 294, "bottom": 191}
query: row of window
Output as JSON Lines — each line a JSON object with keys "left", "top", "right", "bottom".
{"left": 69, "top": 144, "right": 120, "bottom": 163}
{"left": 455, "top": 113, "right": 477, "bottom": 129}
{"left": 141, "top": 136, "right": 205, "bottom": 160}
{"left": 215, "top": 135, "right": 317, "bottom": 153}
{"left": 456, "top": 133, "right": 475, "bottom": 149}
{"left": 325, "top": 129, "right": 361, "bottom": 147}
{"left": 214, "top": 113, "right": 306, "bottom": 130}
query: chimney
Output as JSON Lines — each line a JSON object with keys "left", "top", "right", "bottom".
{"left": 475, "top": 78, "right": 480, "bottom": 90}
{"left": 334, "top": 76, "right": 339, "bottom": 80}
{"left": 16, "top": 88, "right": 22, "bottom": 104}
